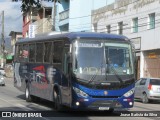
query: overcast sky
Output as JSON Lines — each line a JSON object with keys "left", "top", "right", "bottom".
{"left": 0, "top": 1, "right": 22, "bottom": 37}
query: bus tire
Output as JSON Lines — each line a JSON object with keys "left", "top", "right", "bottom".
{"left": 25, "top": 84, "right": 32, "bottom": 102}
{"left": 54, "top": 91, "right": 63, "bottom": 111}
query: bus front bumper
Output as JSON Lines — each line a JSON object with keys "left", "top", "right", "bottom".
{"left": 72, "top": 95, "right": 134, "bottom": 110}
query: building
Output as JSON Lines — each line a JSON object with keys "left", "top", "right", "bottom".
{"left": 55, "top": 0, "right": 112, "bottom": 32}
{"left": 29, "top": 6, "right": 52, "bottom": 38}
{"left": 9, "top": 31, "right": 22, "bottom": 56}
{"left": 92, "top": 0, "right": 160, "bottom": 78}
{"left": 22, "top": 1, "right": 52, "bottom": 38}
{"left": 22, "top": 7, "right": 38, "bottom": 38}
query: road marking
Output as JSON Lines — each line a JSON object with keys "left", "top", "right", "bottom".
{"left": 15, "top": 104, "right": 33, "bottom": 111}
{"left": 0, "top": 97, "right": 29, "bottom": 111}
{"left": 6, "top": 100, "right": 25, "bottom": 102}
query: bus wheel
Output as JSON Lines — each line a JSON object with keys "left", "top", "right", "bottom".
{"left": 25, "top": 84, "right": 32, "bottom": 102}
{"left": 54, "top": 91, "right": 63, "bottom": 111}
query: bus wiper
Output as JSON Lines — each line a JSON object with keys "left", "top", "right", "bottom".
{"left": 107, "top": 59, "right": 123, "bottom": 84}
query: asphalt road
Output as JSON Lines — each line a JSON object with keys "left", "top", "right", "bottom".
{"left": 0, "top": 77, "right": 159, "bottom": 120}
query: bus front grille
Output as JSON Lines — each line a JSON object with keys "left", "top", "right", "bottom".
{"left": 88, "top": 100, "right": 122, "bottom": 108}
{"left": 91, "top": 96, "right": 120, "bottom": 98}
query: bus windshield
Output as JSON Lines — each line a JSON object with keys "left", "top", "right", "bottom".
{"left": 73, "top": 40, "right": 134, "bottom": 75}
{"left": 106, "top": 43, "right": 133, "bottom": 75}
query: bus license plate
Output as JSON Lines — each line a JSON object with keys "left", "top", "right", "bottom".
{"left": 99, "top": 107, "right": 110, "bottom": 110}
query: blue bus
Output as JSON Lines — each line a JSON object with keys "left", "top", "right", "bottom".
{"left": 14, "top": 32, "right": 135, "bottom": 111}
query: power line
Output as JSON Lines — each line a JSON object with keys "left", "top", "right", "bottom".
{"left": 68, "top": 18, "right": 160, "bottom": 34}
{"left": 27, "top": 3, "right": 160, "bottom": 30}
{"left": 24, "top": 0, "right": 140, "bottom": 23}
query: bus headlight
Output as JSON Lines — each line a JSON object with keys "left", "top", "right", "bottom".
{"left": 123, "top": 88, "right": 134, "bottom": 97}
{"left": 73, "top": 87, "right": 88, "bottom": 98}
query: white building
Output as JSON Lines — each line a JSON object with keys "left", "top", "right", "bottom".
{"left": 92, "top": 0, "right": 160, "bottom": 79}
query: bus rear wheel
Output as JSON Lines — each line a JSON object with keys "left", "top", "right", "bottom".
{"left": 25, "top": 84, "right": 32, "bottom": 102}
{"left": 54, "top": 91, "right": 63, "bottom": 111}
{"left": 25, "top": 84, "right": 40, "bottom": 102}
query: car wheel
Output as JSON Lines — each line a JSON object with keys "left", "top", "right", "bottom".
{"left": 142, "top": 93, "right": 149, "bottom": 103}
{"left": 54, "top": 91, "right": 63, "bottom": 111}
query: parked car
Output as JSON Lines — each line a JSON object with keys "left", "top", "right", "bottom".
{"left": 135, "top": 78, "right": 160, "bottom": 103}
{"left": 0, "top": 68, "right": 5, "bottom": 76}
{"left": 0, "top": 74, "right": 5, "bottom": 86}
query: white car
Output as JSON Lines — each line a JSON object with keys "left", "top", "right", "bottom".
{"left": 0, "top": 68, "right": 5, "bottom": 76}
{"left": 0, "top": 74, "right": 5, "bottom": 86}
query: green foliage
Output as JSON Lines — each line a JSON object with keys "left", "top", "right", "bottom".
{"left": 21, "top": 0, "right": 41, "bottom": 12}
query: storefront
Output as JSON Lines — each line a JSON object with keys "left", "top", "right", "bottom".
{"left": 143, "top": 50, "right": 160, "bottom": 78}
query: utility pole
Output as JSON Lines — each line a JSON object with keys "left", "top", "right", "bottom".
{"left": 53, "top": 0, "right": 56, "bottom": 31}
{"left": 1, "top": 11, "right": 5, "bottom": 68}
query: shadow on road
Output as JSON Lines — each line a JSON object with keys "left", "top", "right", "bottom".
{"left": 8, "top": 94, "right": 124, "bottom": 117}
{"left": 134, "top": 99, "right": 160, "bottom": 104}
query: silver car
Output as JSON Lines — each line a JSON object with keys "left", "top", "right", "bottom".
{"left": 135, "top": 78, "right": 160, "bottom": 103}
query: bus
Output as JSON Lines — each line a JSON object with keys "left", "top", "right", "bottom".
{"left": 14, "top": 32, "right": 135, "bottom": 111}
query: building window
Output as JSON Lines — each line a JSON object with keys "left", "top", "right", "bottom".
{"left": 148, "top": 13, "right": 155, "bottom": 29}
{"left": 132, "top": 18, "right": 138, "bottom": 33}
{"left": 118, "top": 22, "right": 123, "bottom": 35}
{"left": 106, "top": 25, "right": 111, "bottom": 33}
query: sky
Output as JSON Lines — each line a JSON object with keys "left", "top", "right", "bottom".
{"left": 0, "top": 0, "right": 22, "bottom": 37}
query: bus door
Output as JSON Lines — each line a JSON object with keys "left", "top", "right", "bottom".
{"left": 61, "top": 46, "right": 72, "bottom": 106}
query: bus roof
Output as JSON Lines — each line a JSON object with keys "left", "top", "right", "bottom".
{"left": 16, "top": 32, "right": 128, "bottom": 44}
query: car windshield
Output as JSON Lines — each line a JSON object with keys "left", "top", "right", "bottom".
{"left": 150, "top": 79, "right": 160, "bottom": 85}
{"left": 73, "top": 40, "right": 134, "bottom": 75}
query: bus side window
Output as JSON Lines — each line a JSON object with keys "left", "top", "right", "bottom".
{"left": 53, "top": 41, "right": 63, "bottom": 70}
{"left": 63, "top": 47, "right": 70, "bottom": 74}
{"left": 44, "top": 42, "right": 52, "bottom": 63}
{"left": 22, "top": 44, "right": 29, "bottom": 62}
{"left": 36, "top": 43, "right": 44, "bottom": 63}
{"left": 17, "top": 45, "right": 23, "bottom": 62}
{"left": 29, "top": 44, "right": 35, "bottom": 62}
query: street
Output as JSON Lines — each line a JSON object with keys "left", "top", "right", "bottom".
{"left": 0, "top": 77, "right": 159, "bottom": 120}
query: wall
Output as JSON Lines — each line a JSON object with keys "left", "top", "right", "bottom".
{"left": 69, "top": 0, "right": 107, "bottom": 32}
{"left": 92, "top": 0, "right": 160, "bottom": 78}
{"left": 93, "top": 0, "right": 160, "bottom": 51}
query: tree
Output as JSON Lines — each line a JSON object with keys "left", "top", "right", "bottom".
{"left": 21, "top": 0, "right": 60, "bottom": 13}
